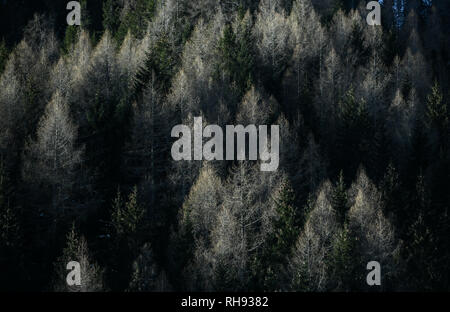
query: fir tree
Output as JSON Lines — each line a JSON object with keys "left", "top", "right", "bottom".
{"left": 426, "top": 81, "right": 448, "bottom": 150}
{"left": 110, "top": 186, "right": 146, "bottom": 290}
{"left": 332, "top": 170, "right": 348, "bottom": 225}
{"left": 111, "top": 186, "right": 146, "bottom": 250}
{"left": 253, "top": 178, "right": 298, "bottom": 290}
{"left": 329, "top": 225, "right": 362, "bottom": 291}
{"left": 380, "top": 163, "right": 403, "bottom": 228}
{"left": 134, "top": 34, "right": 178, "bottom": 97}
{"left": 0, "top": 158, "right": 18, "bottom": 248}
{"left": 62, "top": 26, "right": 80, "bottom": 55}
{"left": 0, "top": 38, "right": 8, "bottom": 74}
{"left": 337, "top": 88, "right": 372, "bottom": 175}
{"left": 103, "top": 0, "right": 121, "bottom": 35}
{"left": 270, "top": 179, "right": 298, "bottom": 264}
{"left": 116, "top": 0, "right": 158, "bottom": 43}
{"left": 216, "top": 14, "right": 255, "bottom": 98}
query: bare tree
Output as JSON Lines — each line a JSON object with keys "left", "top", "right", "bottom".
{"left": 182, "top": 164, "right": 223, "bottom": 240}
{"left": 237, "top": 86, "right": 278, "bottom": 125}
{"left": 23, "top": 91, "right": 83, "bottom": 218}
{"left": 54, "top": 225, "right": 104, "bottom": 292}
{"left": 347, "top": 167, "right": 398, "bottom": 289}
{"left": 289, "top": 181, "right": 338, "bottom": 291}
{"left": 254, "top": 0, "right": 291, "bottom": 82}
{"left": 167, "top": 10, "right": 226, "bottom": 119}
{"left": 286, "top": 0, "right": 327, "bottom": 102}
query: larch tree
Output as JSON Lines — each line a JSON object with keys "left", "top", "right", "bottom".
{"left": 236, "top": 86, "right": 278, "bottom": 125}
{"left": 178, "top": 164, "right": 223, "bottom": 291}
{"left": 347, "top": 168, "right": 398, "bottom": 290}
{"left": 167, "top": 10, "right": 226, "bottom": 120}
{"left": 287, "top": 0, "right": 326, "bottom": 105}
{"left": 80, "top": 31, "right": 131, "bottom": 196}
{"left": 288, "top": 181, "right": 338, "bottom": 291}
{"left": 2, "top": 20, "right": 58, "bottom": 148}
{"left": 117, "top": 31, "right": 143, "bottom": 90}
{"left": 356, "top": 23, "right": 388, "bottom": 117}
{"left": 400, "top": 47, "right": 430, "bottom": 100}
{"left": 181, "top": 164, "right": 223, "bottom": 242}
{"left": 209, "top": 203, "right": 245, "bottom": 291}
{"left": 387, "top": 89, "right": 417, "bottom": 159}
{"left": 185, "top": 0, "right": 220, "bottom": 22}
{"left": 329, "top": 9, "right": 367, "bottom": 91}
{"left": 51, "top": 57, "right": 74, "bottom": 100}
{"left": 68, "top": 30, "right": 92, "bottom": 88}
{"left": 315, "top": 47, "right": 343, "bottom": 131}
{"left": 254, "top": 0, "right": 291, "bottom": 87}
{"left": 0, "top": 58, "right": 24, "bottom": 154}
{"left": 168, "top": 113, "right": 203, "bottom": 209}
{"left": 54, "top": 225, "right": 104, "bottom": 292}
{"left": 22, "top": 91, "right": 84, "bottom": 220}
{"left": 19, "top": 14, "right": 60, "bottom": 137}
{"left": 221, "top": 161, "right": 277, "bottom": 287}
{"left": 111, "top": 186, "right": 146, "bottom": 252}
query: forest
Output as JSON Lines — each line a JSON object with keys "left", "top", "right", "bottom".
{"left": 0, "top": 0, "right": 449, "bottom": 292}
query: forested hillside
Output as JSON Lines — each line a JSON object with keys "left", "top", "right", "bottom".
{"left": 0, "top": 0, "right": 449, "bottom": 291}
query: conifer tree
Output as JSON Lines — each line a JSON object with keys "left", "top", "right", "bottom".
{"left": 103, "top": 0, "right": 121, "bottom": 35}
{"left": 22, "top": 91, "right": 84, "bottom": 220}
{"left": 426, "top": 81, "right": 448, "bottom": 150}
{"left": 63, "top": 26, "right": 80, "bottom": 55}
{"left": 337, "top": 88, "right": 371, "bottom": 175}
{"left": 134, "top": 33, "right": 178, "bottom": 97}
{"left": 116, "top": 0, "right": 158, "bottom": 43}
{"left": 128, "top": 243, "right": 171, "bottom": 291}
{"left": 111, "top": 186, "right": 146, "bottom": 251}
{"left": 348, "top": 168, "right": 398, "bottom": 290}
{"left": 216, "top": 12, "right": 255, "bottom": 98}
{"left": 254, "top": 177, "right": 298, "bottom": 290}
{"left": 403, "top": 173, "right": 437, "bottom": 290}
{"left": 0, "top": 159, "right": 18, "bottom": 249}
{"left": 254, "top": 0, "right": 291, "bottom": 92}
{"left": 298, "top": 134, "right": 327, "bottom": 205}
{"left": 288, "top": 182, "right": 338, "bottom": 291}
{"left": 380, "top": 163, "right": 403, "bottom": 225}
{"left": 110, "top": 186, "right": 147, "bottom": 290}
{"left": 54, "top": 225, "right": 104, "bottom": 292}
{"left": 0, "top": 39, "right": 8, "bottom": 74}
{"left": 331, "top": 170, "right": 348, "bottom": 225}
{"left": 329, "top": 225, "right": 361, "bottom": 291}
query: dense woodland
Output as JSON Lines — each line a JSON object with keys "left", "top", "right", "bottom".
{"left": 0, "top": 0, "right": 449, "bottom": 292}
